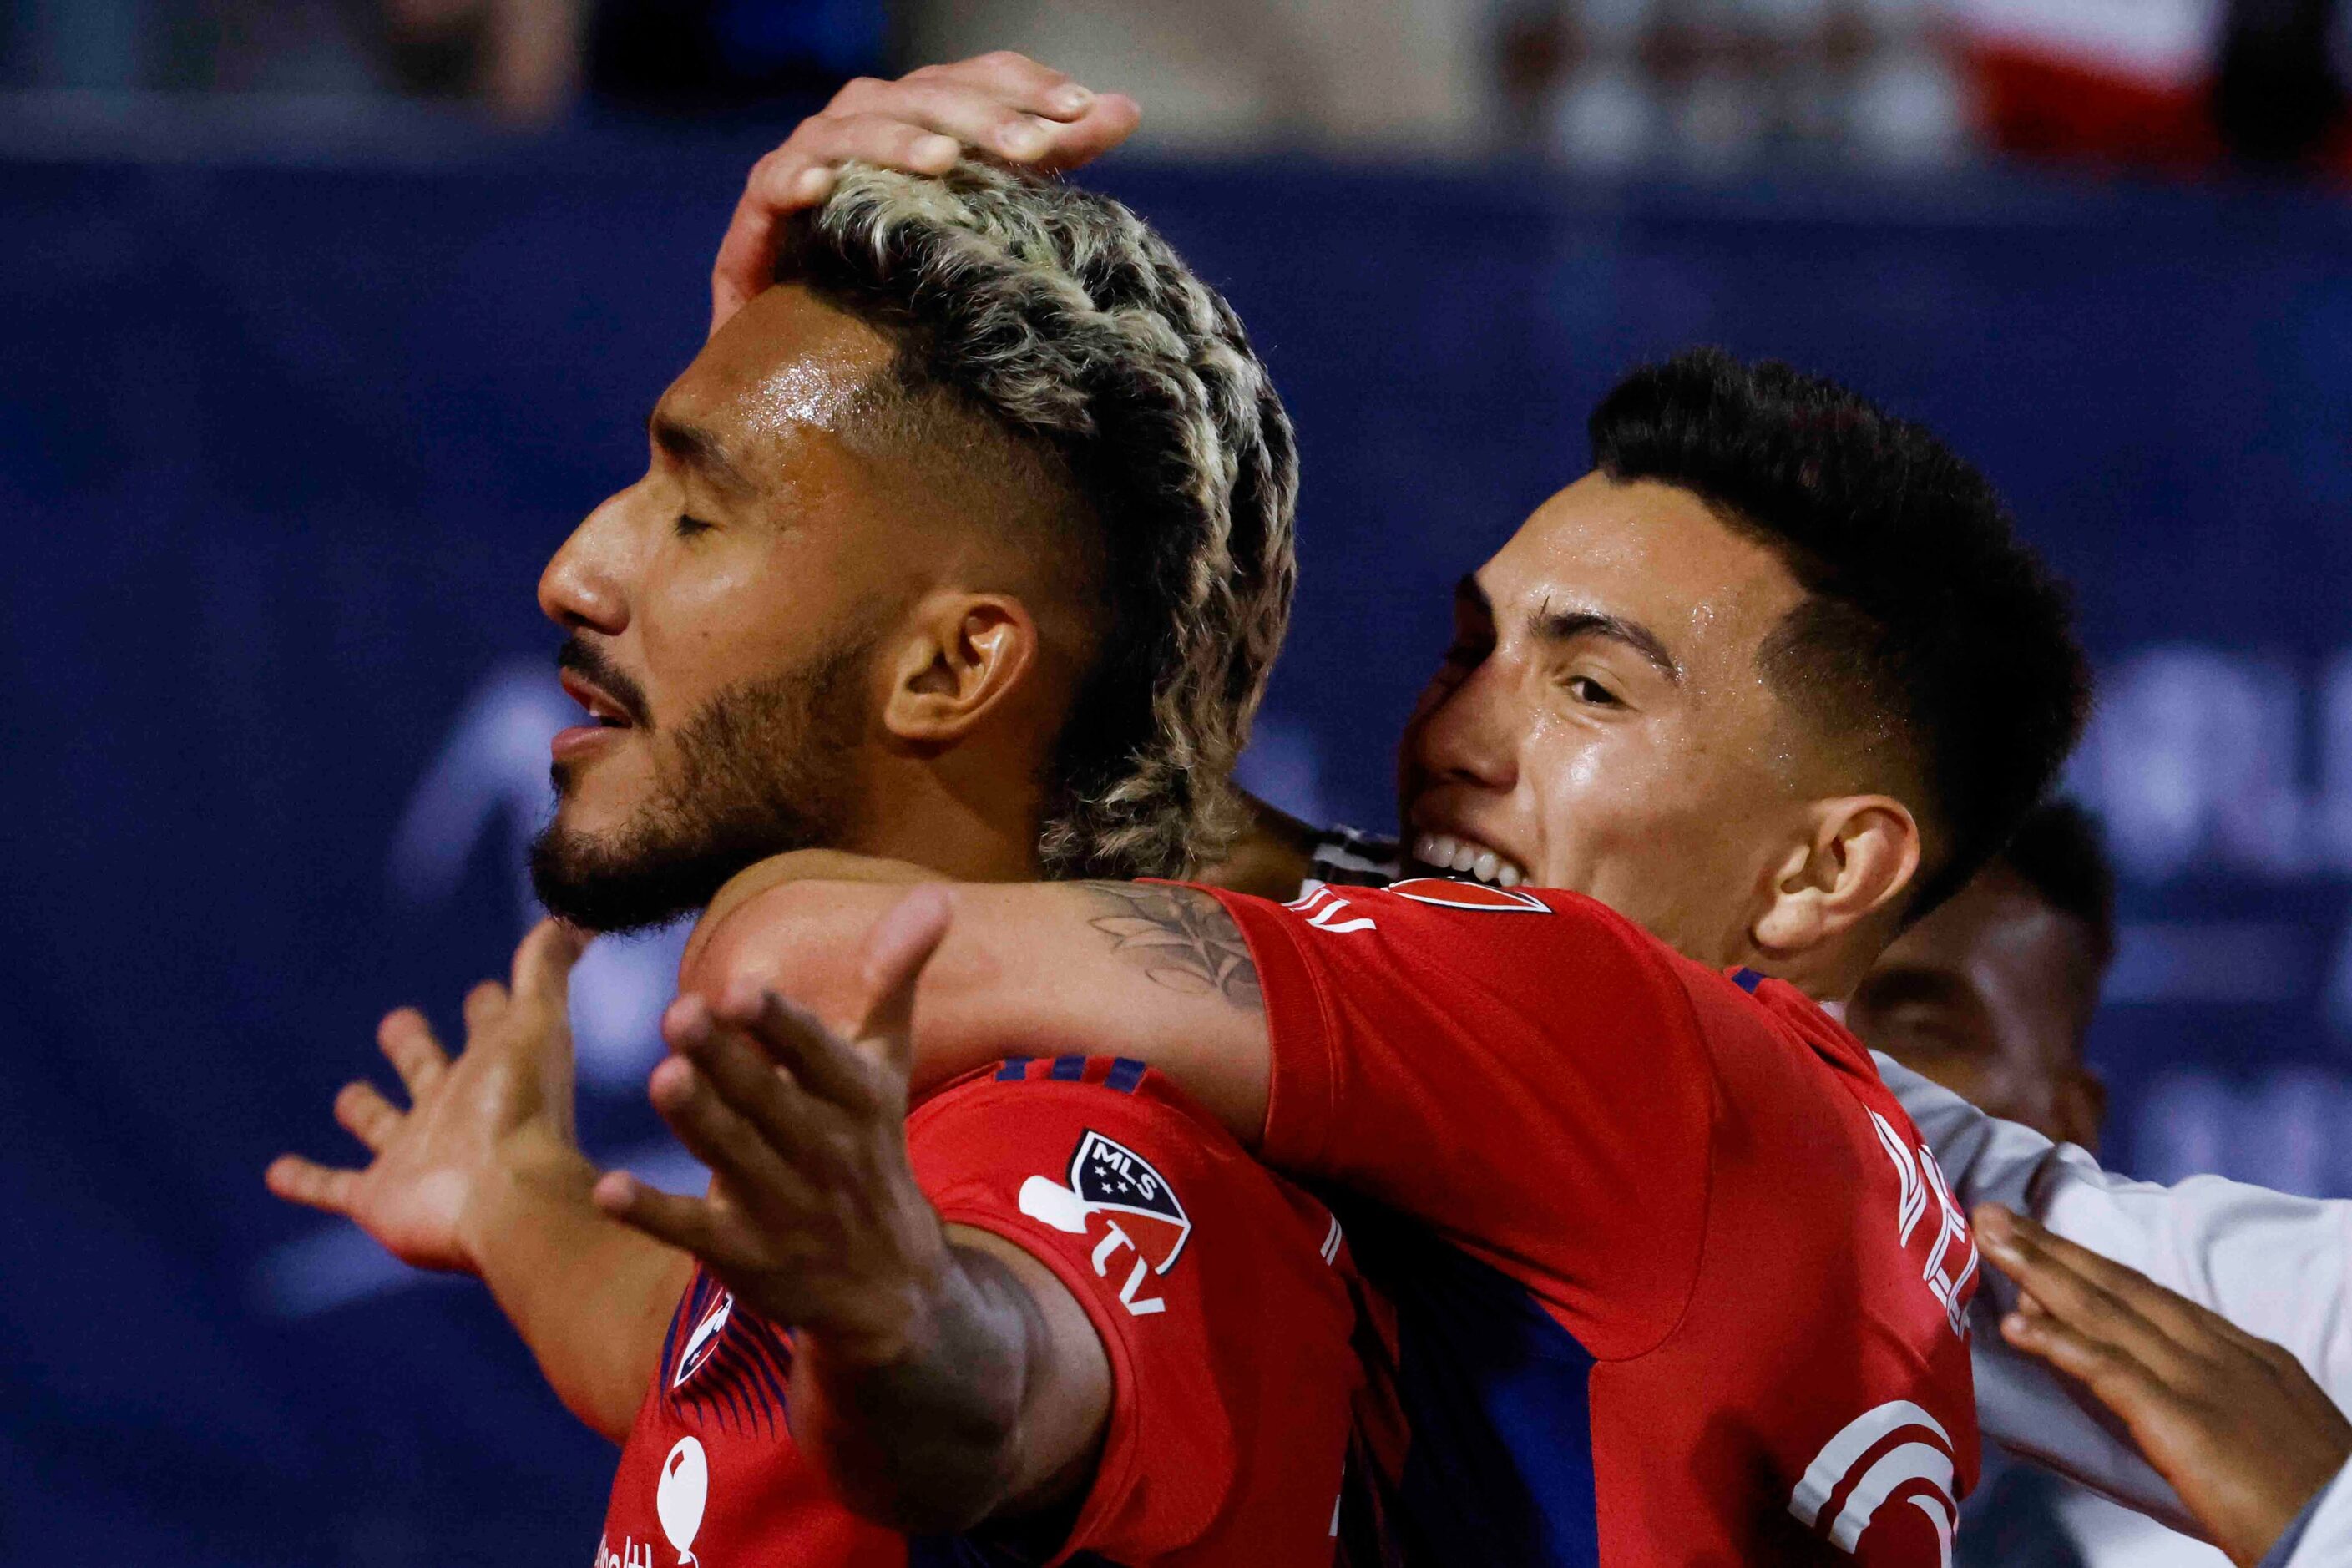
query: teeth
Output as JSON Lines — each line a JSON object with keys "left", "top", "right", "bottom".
{"left": 1409, "top": 832, "right": 1528, "bottom": 888}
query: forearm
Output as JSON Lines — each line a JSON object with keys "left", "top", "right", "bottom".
{"left": 466, "top": 1135, "right": 692, "bottom": 1442}
{"left": 791, "top": 1231, "right": 1103, "bottom": 1534}
{"left": 688, "top": 871, "right": 1272, "bottom": 1140}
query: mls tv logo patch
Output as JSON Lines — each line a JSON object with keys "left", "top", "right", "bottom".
{"left": 1020, "top": 1131, "right": 1192, "bottom": 1314}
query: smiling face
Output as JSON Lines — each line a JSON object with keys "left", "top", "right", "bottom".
{"left": 1398, "top": 472, "right": 1844, "bottom": 969}
{"left": 529, "top": 286, "right": 953, "bottom": 931}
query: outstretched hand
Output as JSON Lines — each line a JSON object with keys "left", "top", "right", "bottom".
{"left": 595, "top": 885, "right": 958, "bottom": 1362}
{"left": 266, "top": 919, "right": 589, "bottom": 1274}
{"left": 1976, "top": 1203, "right": 2352, "bottom": 1567}
{"left": 710, "top": 52, "right": 1140, "bottom": 335}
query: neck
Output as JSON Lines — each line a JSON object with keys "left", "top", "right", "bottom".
{"left": 1747, "top": 930, "right": 1884, "bottom": 1006}
{"left": 847, "top": 754, "right": 1044, "bottom": 884}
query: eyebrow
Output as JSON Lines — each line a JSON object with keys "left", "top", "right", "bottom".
{"left": 1531, "top": 604, "right": 1682, "bottom": 685}
{"left": 1462, "top": 571, "right": 1681, "bottom": 685}
{"left": 649, "top": 410, "right": 755, "bottom": 497}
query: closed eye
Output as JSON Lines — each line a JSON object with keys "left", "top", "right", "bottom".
{"left": 675, "top": 514, "right": 716, "bottom": 539}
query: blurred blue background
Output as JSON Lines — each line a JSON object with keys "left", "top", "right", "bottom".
{"left": 8, "top": 0, "right": 2352, "bottom": 1560}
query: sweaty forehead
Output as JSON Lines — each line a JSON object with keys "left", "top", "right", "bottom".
{"left": 1484, "top": 473, "right": 1806, "bottom": 674}
{"left": 660, "top": 283, "right": 898, "bottom": 452}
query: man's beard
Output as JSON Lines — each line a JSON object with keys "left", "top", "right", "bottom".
{"left": 529, "top": 630, "right": 878, "bottom": 934}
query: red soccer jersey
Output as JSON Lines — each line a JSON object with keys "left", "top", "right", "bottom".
{"left": 1206, "top": 878, "right": 1980, "bottom": 1567}
{"left": 596, "top": 1055, "right": 1362, "bottom": 1568}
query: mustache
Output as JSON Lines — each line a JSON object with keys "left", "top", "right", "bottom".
{"left": 556, "top": 635, "right": 653, "bottom": 729}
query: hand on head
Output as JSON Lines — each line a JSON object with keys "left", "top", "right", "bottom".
{"left": 711, "top": 53, "right": 1140, "bottom": 335}
{"left": 1975, "top": 1203, "right": 2352, "bottom": 1567}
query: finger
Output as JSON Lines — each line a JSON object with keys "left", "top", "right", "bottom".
{"left": 593, "top": 1170, "right": 737, "bottom": 1262}
{"left": 264, "top": 1154, "right": 362, "bottom": 1216}
{"left": 672, "top": 1014, "right": 835, "bottom": 1156}
{"left": 376, "top": 1006, "right": 448, "bottom": 1098}
{"left": 645, "top": 1056, "right": 814, "bottom": 1205}
{"left": 463, "top": 979, "right": 508, "bottom": 1034}
{"left": 1976, "top": 1206, "right": 2221, "bottom": 1368}
{"left": 1975, "top": 1206, "right": 2153, "bottom": 1347}
{"left": 511, "top": 918, "right": 587, "bottom": 1009}
{"left": 711, "top": 189, "right": 790, "bottom": 336}
{"left": 712, "top": 982, "right": 878, "bottom": 1110}
{"left": 333, "top": 1080, "right": 403, "bottom": 1153}
{"left": 926, "top": 49, "right": 1095, "bottom": 117}
{"left": 794, "top": 112, "right": 962, "bottom": 175}
{"left": 855, "top": 884, "right": 953, "bottom": 1075}
{"left": 739, "top": 149, "right": 837, "bottom": 219}
{"left": 1034, "top": 93, "right": 1142, "bottom": 172}
{"left": 830, "top": 73, "right": 1075, "bottom": 162}
{"left": 2000, "top": 1304, "right": 2177, "bottom": 1419}
{"left": 711, "top": 119, "right": 954, "bottom": 338}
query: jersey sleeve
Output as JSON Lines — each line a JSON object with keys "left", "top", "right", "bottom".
{"left": 907, "top": 1060, "right": 1360, "bottom": 1566}
{"left": 1200, "top": 879, "right": 1717, "bottom": 1357}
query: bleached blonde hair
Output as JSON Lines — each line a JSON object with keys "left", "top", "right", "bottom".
{"left": 776, "top": 160, "right": 1298, "bottom": 878}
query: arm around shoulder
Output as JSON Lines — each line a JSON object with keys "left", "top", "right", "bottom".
{"left": 685, "top": 868, "right": 1275, "bottom": 1142}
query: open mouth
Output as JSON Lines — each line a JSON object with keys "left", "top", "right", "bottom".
{"left": 1409, "top": 831, "right": 1527, "bottom": 888}
{"left": 559, "top": 670, "right": 637, "bottom": 730}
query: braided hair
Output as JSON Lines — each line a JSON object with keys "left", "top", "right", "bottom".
{"left": 778, "top": 159, "right": 1298, "bottom": 878}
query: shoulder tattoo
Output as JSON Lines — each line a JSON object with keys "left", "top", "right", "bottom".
{"left": 1075, "top": 883, "right": 1262, "bottom": 1012}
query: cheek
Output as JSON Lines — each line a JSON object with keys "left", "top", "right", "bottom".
{"left": 1525, "top": 722, "right": 1677, "bottom": 850}
{"left": 635, "top": 542, "right": 809, "bottom": 712}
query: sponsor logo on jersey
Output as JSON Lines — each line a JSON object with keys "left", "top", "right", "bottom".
{"left": 1019, "top": 1130, "right": 1192, "bottom": 1316}
{"left": 1790, "top": 1400, "right": 1959, "bottom": 1565}
{"left": 593, "top": 1535, "right": 655, "bottom": 1568}
{"left": 1384, "top": 877, "right": 1551, "bottom": 913}
{"left": 673, "top": 1292, "right": 733, "bottom": 1388}
{"left": 1869, "top": 1112, "right": 1980, "bottom": 1338}
{"left": 657, "top": 1437, "right": 709, "bottom": 1566}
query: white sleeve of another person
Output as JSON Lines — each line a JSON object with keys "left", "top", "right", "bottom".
{"left": 1877, "top": 1050, "right": 2352, "bottom": 1536}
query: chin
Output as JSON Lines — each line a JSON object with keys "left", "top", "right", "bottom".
{"left": 547, "top": 776, "right": 648, "bottom": 846}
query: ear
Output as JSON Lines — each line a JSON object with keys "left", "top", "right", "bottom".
{"left": 878, "top": 590, "right": 1041, "bottom": 748}
{"left": 2051, "top": 1066, "right": 2107, "bottom": 1154}
{"left": 1752, "top": 796, "right": 1922, "bottom": 958}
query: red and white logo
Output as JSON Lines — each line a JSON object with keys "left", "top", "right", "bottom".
{"left": 1286, "top": 884, "right": 1378, "bottom": 933}
{"left": 1019, "top": 1130, "right": 1191, "bottom": 1316}
{"left": 672, "top": 1292, "right": 732, "bottom": 1388}
{"left": 1790, "top": 1400, "right": 1959, "bottom": 1566}
{"left": 1384, "top": 878, "right": 1550, "bottom": 913}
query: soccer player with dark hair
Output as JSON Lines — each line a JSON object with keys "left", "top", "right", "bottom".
{"left": 706, "top": 62, "right": 2352, "bottom": 1565}
{"left": 271, "top": 161, "right": 1365, "bottom": 1567}
{"left": 660, "top": 341, "right": 2086, "bottom": 1565}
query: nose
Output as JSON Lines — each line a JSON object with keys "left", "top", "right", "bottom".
{"left": 538, "top": 488, "right": 634, "bottom": 635}
{"left": 1408, "top": 655, "right": 1519, "bottom": 793}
